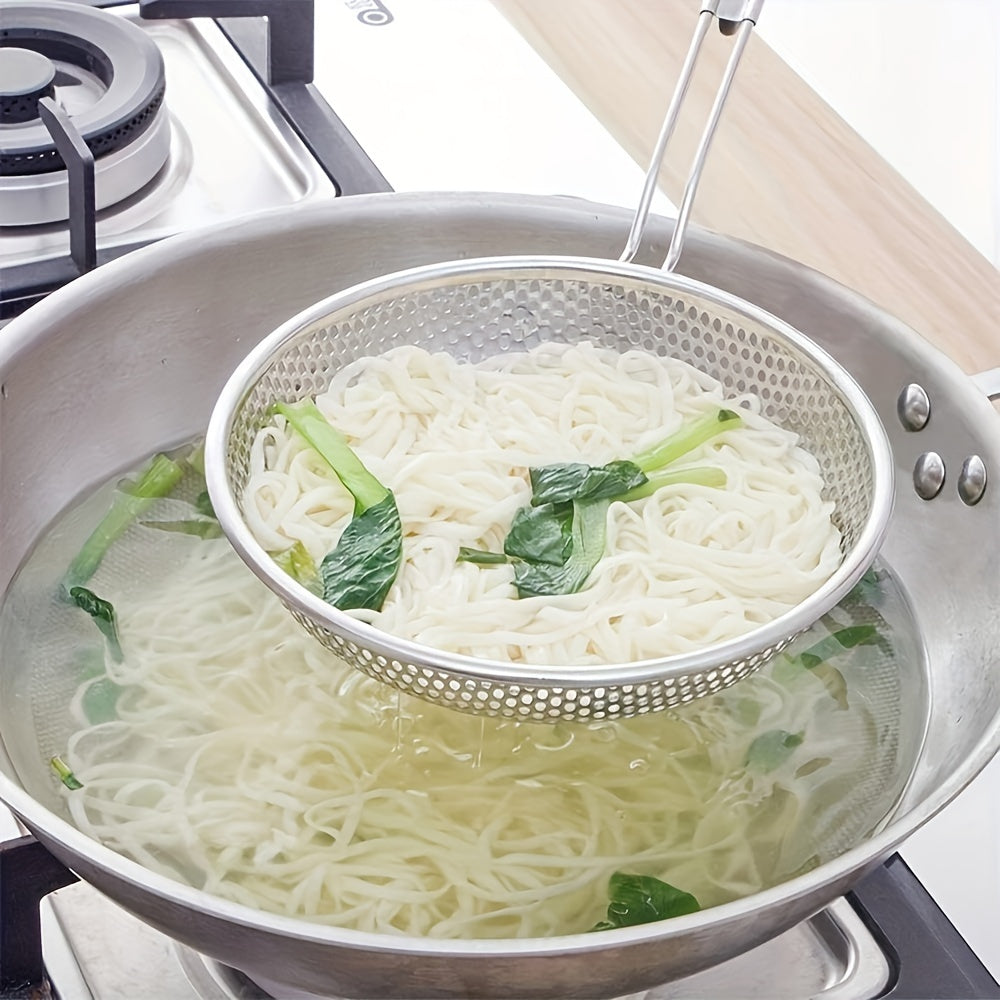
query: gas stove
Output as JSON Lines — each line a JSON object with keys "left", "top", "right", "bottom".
{"left": 2, "top": 2, "right": 1000, "bottom": 998}
{"left": 0, "top": 0, "right": 386, "bottom": 319}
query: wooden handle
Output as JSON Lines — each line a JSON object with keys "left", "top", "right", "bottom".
{"left": 491, "top": 0, "right": 1000, "bottom": 374}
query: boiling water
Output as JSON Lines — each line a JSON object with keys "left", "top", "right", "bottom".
{"left": 0, "top": 446, "right": 928, "bottom": 939}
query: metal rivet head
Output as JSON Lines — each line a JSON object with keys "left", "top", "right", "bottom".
{"left": 913, "top": 451, "right": 945, "bottom": 500}
{"left": 958, "top": 455, "right": 987, "bottom": 506}
{"left": 897, "top": 383, "right": 930, "bottom": 431}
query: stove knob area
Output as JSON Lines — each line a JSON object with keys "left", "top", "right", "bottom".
{"left": 0, "top": 47, "right": 56, "bottom": 124}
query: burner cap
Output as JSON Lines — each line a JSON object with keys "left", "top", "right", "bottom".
{"left": 0, "top": 2, "right": 166, "bottom": 176}
{"left": 0, "top": 47, "right": 56, "bottom": 123}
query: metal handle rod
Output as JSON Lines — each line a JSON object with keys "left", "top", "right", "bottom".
{"left": 618, "top": 8, "right": 713, "bottom": 265}
{"left": 619, "top": 1, "right": 762, "bottom": 270}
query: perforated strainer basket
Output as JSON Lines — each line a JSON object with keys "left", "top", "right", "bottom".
{"left": 205, "top": 1, "right": 894, "bottom": 723}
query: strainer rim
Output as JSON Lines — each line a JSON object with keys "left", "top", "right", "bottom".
{"left": 205, "top": 254, "right": 895, "bottom": 690}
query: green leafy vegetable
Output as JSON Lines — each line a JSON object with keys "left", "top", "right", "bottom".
{"left": 69, "top": 587, "right": 123, "bottom": 662}
{"left": 194, "top": 490, "right": 216, "bottom": 519}
{"left": 618, "top": 465, "right": 726, "bottom": 502}
{"left": 275, "top": 400, "right": 401, "bottom": 612}
{"left": 509, "top": 409, "right": 739, "bottom": 598}
{"left": 50, "top": 756, "right": 83, "bottom": 791}
{"left": 81, "top": 676, "right": 122, "bottom": 724}
{"left": 514, "top": 499, "right": 610, "bottom": 598}
{"left": 529, "top": 460, "right": 647, "bottom": 505}
{"left": 632, "top": 408, "right": 743, "bottom": 473}
{"left": 591, "top": 872, "right": 700, "bottom": 931}
{"left": 319, "top": 494, "right": 402, "bottom": 611}
{"left": 185, "top": 440, "right": 207, "bottom": 476}
{"left": 746, "top": 729, "right": 804, "bottom": 772}
{"left": 274, "top": 400, "right": 388, "bottom": 514}
{"left": 273, "top": 540, "right": 320, "bottom": 592}
{"left": 63, "top": 453, "right": 184, "bottom": 592}
{"left": 457, "top": 548, "right": 510, "bottom": 565}
{"left": 504, "top": 502, "right": 574, "bottom": 565}
{"left": 798, "top": 625, "right": 880, "bottom": 670}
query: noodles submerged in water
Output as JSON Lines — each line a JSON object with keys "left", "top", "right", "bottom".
{"left": 244, "top": 343, "right": 843, "bottom": 663}
{"left": 51, "top": 533, "right": 903, "bottom": 940}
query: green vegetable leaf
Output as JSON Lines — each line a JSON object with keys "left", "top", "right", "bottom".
{"left": 632, "top": 408, "right": 743, "bottom": 473}
{"left": 457, "top": 547, "right": 510, "bottom": 565}
{"left": 320, "top": 493, "right": 402, "bottom": 611}
{"left": 64, "top": 453, "right": 184, "bottom": 592}
{"left": 81, "top": 676, "right": 123, "bottom": 724}
{"left": 50, "top": 756, "right": 83, "bottom": 791}
{"left": 69, "top": 587, "right": 123, "bottom": 663}
{"left": 504, "top": 503, "right": 574, "bottom": 565}
{"left": 194, "top": 490, "right": 216, "bottom": 519}
{"left": 746, "top": 729, "right": 804, "bottom": 772}
{"left": 591, "top": 872, "right": 700, "bottom": 931}
{"left": 184, "top": 440, "right": 207, "bottom": 476}
{"left": 276, "top": 399, "right": 401, "bottom": 611}
{"left": 514, "top": 499, "right": 609, "bottom": 598}
{"left": 529, "top": 460, "right": 647, "bottom": 506}
{"left": 274, "top": 540, "right": 320, "bottom": 594}
{"left": 799, "top": 625, "right": 880, "bottom": 670}
{"left": 842, "top": 566, "right": 882, "bottom": 608}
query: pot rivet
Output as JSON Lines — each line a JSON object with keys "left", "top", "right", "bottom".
{"left": 913, "top": 451, "right": 945, "bottom": 500}
{"left": 897, "top": 383, "right": 930, "bottom": 431}
{"left": 958, "top": 455, "right": 987, "bottom": 506}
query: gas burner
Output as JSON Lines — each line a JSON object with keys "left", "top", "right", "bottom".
{"left": 0, "top": 47, "right": 56, "bottom": 123}
{"left": 0, "top": 0, "right": 170, "bottom": 224}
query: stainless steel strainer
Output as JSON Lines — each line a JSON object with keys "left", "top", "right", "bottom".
{"left": 206, "top": 0, "right": 894, "bottom": 723}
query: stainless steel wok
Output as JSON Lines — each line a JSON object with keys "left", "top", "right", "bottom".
{"left": 2, "top": 192, "right": 999, "bottom": 998}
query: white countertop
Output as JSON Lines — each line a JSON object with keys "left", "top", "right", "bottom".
{"left": 313, "top": 0, "right": 1000, "bottom": 982}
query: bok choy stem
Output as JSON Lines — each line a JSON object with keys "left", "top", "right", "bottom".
{"left": 63, "top": 453, "right": 184, "bottom": 593}
{"left": 617, "top": 465, "right": 726, "bottom": 503}
{"left": 632, "top": 408, "right": 743, "bottom": 473}
{"left": 274, "top": 400, "right": 388, "bottom": 514}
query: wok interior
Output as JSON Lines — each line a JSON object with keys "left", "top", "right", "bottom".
{"left": 1, "top": 194, "right": 999, "bottom": 994}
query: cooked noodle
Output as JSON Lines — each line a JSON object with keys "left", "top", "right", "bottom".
{"left": 244, "top": 343, "right": 842, "bottom": 663}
